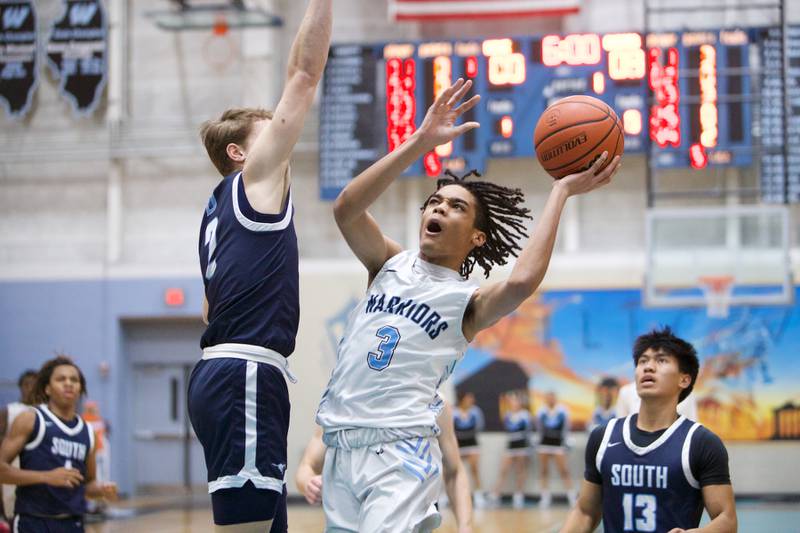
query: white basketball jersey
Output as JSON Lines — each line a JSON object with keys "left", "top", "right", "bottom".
{"left": 7, "top": 401, "right": 31, "bottom": 426}
{"left": 316, "top": 250, "right": 478, "bottom": 432}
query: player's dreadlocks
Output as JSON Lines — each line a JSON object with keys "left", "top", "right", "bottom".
{"left": 424, "top": 169, "right": 532, "bottom": 279}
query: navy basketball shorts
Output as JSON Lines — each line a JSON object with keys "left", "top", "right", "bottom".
{"left": 188, "top": 357, "right": 290, "bottom": 526}
{"left": 12, "top": 515, "right": 83, "bottom": 533}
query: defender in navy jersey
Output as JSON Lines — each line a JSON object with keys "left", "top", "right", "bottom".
{"left": 316, "top": 76, "right": 619, "bottom": 531}
{"left": 0, "top": 357, "right": 116, "bottom": 533}
{"left": 188, "top": 1, "right": 332, "bottom": 530}
{"left": 560, "top": 328, "right": 736, "bottom": 533}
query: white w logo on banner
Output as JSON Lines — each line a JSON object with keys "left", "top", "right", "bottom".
{"left": 3, "top": 6, "right": 30, "bottom": 29}
{"left": 69, "top": 2, "right": 97, "bottom": 26}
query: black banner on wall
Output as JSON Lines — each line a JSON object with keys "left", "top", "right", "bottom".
{"left": 0, "top": 0, "right": 38, "bottom": 119}
{"left": 46, "top": 0, "right": 107, "bottom": 116}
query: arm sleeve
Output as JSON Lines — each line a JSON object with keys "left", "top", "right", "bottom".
{"left": 691, "top": 427, "right": 731, "bottom": 487}
{"left": 584, "top": 425, "right": 606, "bottom": 485}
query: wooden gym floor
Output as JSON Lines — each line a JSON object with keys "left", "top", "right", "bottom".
{"left": 82, "top": 496, "right": 800, "bottom": 532}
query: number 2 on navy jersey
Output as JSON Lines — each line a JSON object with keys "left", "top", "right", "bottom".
{"left": 204, "top": 217, "right": 219, "bottom": 279}
{"left": 622, "top": 493, "right": 656, "bottom": 532}
{"left": 367, "top": 325, "right": 401, "bottom": 371}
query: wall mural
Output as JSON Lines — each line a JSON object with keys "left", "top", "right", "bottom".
{"left": 451, "top": 288, "right": 799, "bottom": 441}
{"left": 326, "top": 287, "right": 799, "bottom": 441}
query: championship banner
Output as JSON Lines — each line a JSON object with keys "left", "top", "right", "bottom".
{"left": 46, "top": 0, "right": 107, "bottom": 116}
{"left": 0, "top": 0, "right": 37, "bottom": 118}
{"left": 388, "top": 0, "right": 581, "bottom": 21}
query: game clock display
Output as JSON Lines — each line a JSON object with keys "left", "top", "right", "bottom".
{"left": 320, "top": 28, "right": 760, "bottom": 199}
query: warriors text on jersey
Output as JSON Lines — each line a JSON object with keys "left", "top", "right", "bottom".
{"left": 198, "top": 170, "right": 298, "bottom": 356}
{"left": 15, "top": 405, "right": 94, "bottom": 517}
{"left": 316, "top": 251, "right": 478, "bottom": 432}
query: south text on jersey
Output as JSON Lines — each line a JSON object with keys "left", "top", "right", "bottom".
{"left": 610, "top": 464, "right": 668, "bottom": 489}
{"left": 50, "top": 437, "right": 88, "bottom": 461}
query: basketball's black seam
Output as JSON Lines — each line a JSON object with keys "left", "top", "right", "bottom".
{"left": 535, "top": 116, "right": 613, "bottom": 149}
{"left": 545, "top": 98, "right": 612, "bottom": 119}
{"left": 612, "top": 118, "right": 624, "bottom": 159}
{"left": 546, "top": 119, "right": 616, "bottom": 172}
{"left": 544, "top": 117, "right": 618, "bottom": 173}
{"left": 611, "top": 124, "right": 622, "bottom": 161}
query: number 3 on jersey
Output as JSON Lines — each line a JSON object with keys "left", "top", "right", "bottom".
{"left": 367, "top": 325, "right": 401, "bottom": 371}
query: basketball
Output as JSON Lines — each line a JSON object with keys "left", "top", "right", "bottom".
{"left": 534, "top": 95, "right": 624, "bottom": 179}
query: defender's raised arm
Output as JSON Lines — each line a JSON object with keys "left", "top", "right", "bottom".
{"left": 242, "top": 0, "right": 333, "bottom": 212}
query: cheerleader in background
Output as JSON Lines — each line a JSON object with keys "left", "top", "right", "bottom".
{"left": 535, "top": 391, "right": 576, "bottom": 508}
{"left": 589, "top": 377, "right": 618, "bottom": 431}
{"left": 491, "top": 392, "right": 532, "bottom": 509}
{"left": 453, "top": 391, "right": 485, "bottom": 508}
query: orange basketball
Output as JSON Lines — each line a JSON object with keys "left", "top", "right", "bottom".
{"left": 534, "top": 95, "right": 624, "bottom": 179}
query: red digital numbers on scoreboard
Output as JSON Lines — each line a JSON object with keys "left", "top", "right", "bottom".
{"left": 648, "top": 47, "right": 681, "bottom": 148}
{"left": 386, "top": 58, "right": 417, "bottom": 153}
{"left": 465, "top": 55, "right": 479, "bottom": 79}
{"left": 541, "top": 34, "right": 601, "bottom": 67}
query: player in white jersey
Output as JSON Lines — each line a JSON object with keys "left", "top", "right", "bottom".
{"left": 0, "top": 369, "right": 36, "bottom": 525}
{"left": 298, "top": 399, "right": 473, "bottom": 533}
{"left": 316, "top": 78, "right": 621, "bottom": 532}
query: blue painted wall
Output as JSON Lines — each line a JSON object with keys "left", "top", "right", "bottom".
{"left": 0, "top": 278, "right": 205, "bottom": 494}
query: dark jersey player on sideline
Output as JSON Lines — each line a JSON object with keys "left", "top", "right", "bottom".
{"left": 0, "top": 357, "right": 117, "bottom": 533}
{"left": 188, "top": 1, "right": 332, "bottom": 531}
{"left": 560, "top": 327, "right": 737, "bottom": 533}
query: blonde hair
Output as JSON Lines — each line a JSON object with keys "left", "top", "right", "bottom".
{"left": 200, "top": 107, "right": 273, "bottom": 176}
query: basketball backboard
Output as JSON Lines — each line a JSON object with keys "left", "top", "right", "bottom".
{"left": 644, "top": 205, "right": 794, "bottom": 313}
{"left": 145, "top": 1, "right": 282, "bottom": 31}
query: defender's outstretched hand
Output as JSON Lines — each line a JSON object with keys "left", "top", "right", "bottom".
{"left": 416, "top": 78, "right": 481, "bottom": 150}
{"left": 557, "top": 151, "right": 621, "bottom": 197}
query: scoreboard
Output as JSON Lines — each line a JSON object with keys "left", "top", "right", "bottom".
{"left": 319, "top": 27, "right": 793, "bottom": 201}
{"left": 759, "top": 26, "right": 800, "bottom": 203}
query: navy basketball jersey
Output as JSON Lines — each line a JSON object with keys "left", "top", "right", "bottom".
{"left": 16, "top": 405, "right": 94, "bottom": 517}
{"left": 453, "top": 406, "right": 483, "bottom": 441}
{"left": 596, "top": 415, "right": 704, "bottom": 533}
{"left": 199, "top": 171, "right": 299, "bottom": 356}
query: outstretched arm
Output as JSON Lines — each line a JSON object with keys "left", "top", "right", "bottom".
{"left": 295, "top": 426, "right": 326, "bottom": 505}
{"left": 243, "top": 0, "right": 333, "bottom": 212}
{"left": 334, "top": 79, "right": 480, "bottom": 279}
{"left": 463, "top": 153, "right": 620, "bottom": 339}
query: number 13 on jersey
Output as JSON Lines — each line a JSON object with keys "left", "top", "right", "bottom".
{"left": 623, "top": 493, "right": 656, "bottom": 532}
{"left": 367, "top": 326, "right": 401, "bottom": 371}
